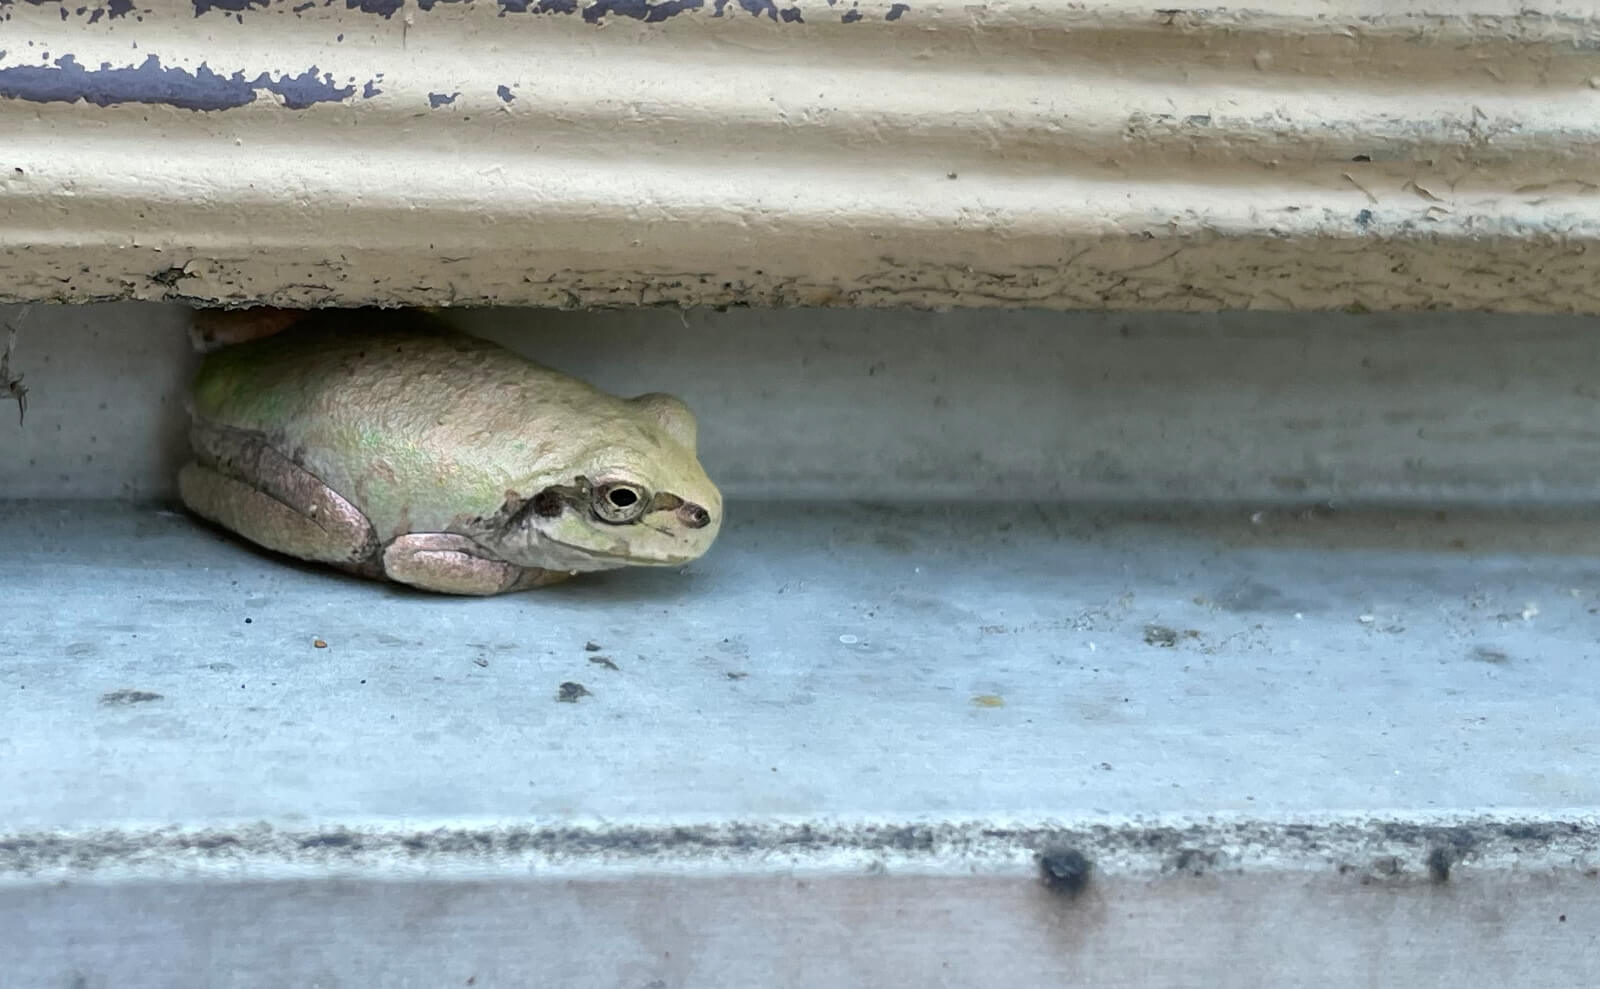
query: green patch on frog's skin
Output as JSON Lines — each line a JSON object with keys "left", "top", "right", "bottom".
{"left": 185, "top": 308, "right": 722, "bottom": 578}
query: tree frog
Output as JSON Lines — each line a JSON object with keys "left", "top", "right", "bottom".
{"left": 178, "top": 309, "right": 721, "bottom": 595}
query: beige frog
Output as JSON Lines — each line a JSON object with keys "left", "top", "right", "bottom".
{"left": 178, "top": 308, "right": 721, "bottom": 595}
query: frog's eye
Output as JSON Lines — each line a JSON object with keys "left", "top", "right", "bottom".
{"left": 593, "top": 482, "right": 649, "bottom": 524}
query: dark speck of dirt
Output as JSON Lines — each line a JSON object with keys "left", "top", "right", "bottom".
{"left": 100, "top": 689, "right": 162, "bottom": 706}
{"left": 584, "top": 641, "right": 602, "bottom": 652}
{"left": 1470, "top": 645, "right": 1510, "bottom": 664}
{"left": 1144, "top": 624, "right": 1178, "bottom": 647}
{"left": 726, "top": 671, "right": 749, "bottom": 680}
{"left": 557, "top": 681, "right": 591, "bottom": 703}
{"left": 1038, "top": 846, "right": 1092, "bottom": 897}
{"left": 1372, "top": 855, "right": 1402, "bottom": 877}
{"left": 1426, "top": 845, "right": 1455, "bottom": 883}
{"left": 472, "top": 657, "right": 489, "bottom": 668}
{"left": 244, "top": 617, "right": 252, "bottom": 624}
{"left": 1165, "top": 847, "right": 1218, "bottom": 876}
{"left": 588, "top": 655, "right": 620, "bottom": 671}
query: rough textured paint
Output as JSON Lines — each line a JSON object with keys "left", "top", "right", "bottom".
{"left": 347, "top": 0, "right": 402, "bottom": 16}
{"left": 582, "top": 0, "right": 703, "bottom": 24}
{"left": 499, "top": 0, "right": 585, "bottom": 12}
{"left": 0, "top": 54, "right": 360, "bottom": 111}
{"left": 192, "top": 0, "right": 268, "bottom": 14}
{"left": 125, "top": 0, "right": 909, "bottom": 23}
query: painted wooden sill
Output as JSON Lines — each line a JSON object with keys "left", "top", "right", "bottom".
{"left": 1, "top": 1, "right": 1598, "bottom": 311}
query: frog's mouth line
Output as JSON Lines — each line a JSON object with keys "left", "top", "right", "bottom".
{"left": 540, "top": 537, "right": 695, "bottom": 568}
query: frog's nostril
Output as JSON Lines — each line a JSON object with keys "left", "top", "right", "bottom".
{"left": 680, "top": 504, "right": 711, "bottom": 529}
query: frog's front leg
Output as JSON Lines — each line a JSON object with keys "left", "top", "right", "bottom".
{"left": 381, "top": 533, "right": 570, "bottom": 595}
{"left": 178, "top": 422, "right": 381, "bottom": 569}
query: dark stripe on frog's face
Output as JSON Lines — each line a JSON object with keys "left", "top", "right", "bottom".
{"left": 502, "top": 478, "right": 712, "bottom": 532}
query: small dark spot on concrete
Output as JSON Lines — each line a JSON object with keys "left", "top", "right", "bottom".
{"left": 1470, "top": 645, "right": 1510, "bottom": 664}
{"left": 946, "top": 171, "right": 958, "bottom": 179}
{"left": 298, "top": 831, "right": 361, "bottom": 849}
{"left": 779, "top": 5, "right": 801, "bottom": 21}
{"left": 1038, "top": 846, "right": 1091, "bottom": 896}
{"left": 1165, "top": 847, "right": 1218, "bottom": 876}
{"left": 557, "top": 681, "right": 591, "bottom": 703}
{"left": 585, "top": 641, "right": 602, "bottom": 652}
{"left": 1352, "top": 154, "right": 1371, "bottom": 162}
{"left": 429, "top": 91, "right": 459, "bottom": 108}
{"left": 1356, "top": 208, "right": 1374, "bottom": 228}
{"left": 588, "top": 655, "right": 619, "bottom": 671}
{"left": 1560, "top": 914, "right": 1567, "bottom": 922}
{"left": 725, "top": 671, "right": 748, "bottom": 680}
{"left": 99, "top": 689, "right": 162, "bottom": 706}
{"left": 1372, "top": 855, "right": 1402, "bottom": 876}
{"left": 887, "top": 2, "right": 908, "bottom": 18}
{"left": 841, "top": 6, "right": 861, "bottom": 21}
{"left": 496, "top": 84, "right": 515, "bottom": 102}
{"left": 1184, "top": 114, "right": 1212, "bottom": 127}
{"left": 1503, "top": 822, "right": 1561, "bottom": 841}
{"left": 1426, "top": 845, "right": 1454, "bottom": 882}
{"left": 1143, "top": 624, "right": 1178, "bottom": 647}
{"left": 244, "top": 617, "right": 252, "bottom": 623}
{"left": 472, "top": 656, "right": 489, "bottom": 668}
{"left": 150, "top": 264, "right": 188, "bottom": 287}
{"left": 363, "top": 80, "right": 381, "bottom": 98}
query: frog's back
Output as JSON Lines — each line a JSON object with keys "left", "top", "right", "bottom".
{"left": 199, "top": 311, "right": 490, "bottom": 423}
{"left": 189, "top": 309, "right": 615, "bottom": 535}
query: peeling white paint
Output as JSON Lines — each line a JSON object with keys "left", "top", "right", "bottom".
{"left": 1, "top": 2, "right": 1598, "bottom": 310}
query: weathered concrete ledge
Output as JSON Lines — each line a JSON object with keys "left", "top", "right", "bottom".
{"left": 5, "top": 815, "right": 1598, "bottom": 987}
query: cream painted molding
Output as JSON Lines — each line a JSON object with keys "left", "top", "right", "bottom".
{"left": 1, "top": 1, "right": 1598, "bottom": 311}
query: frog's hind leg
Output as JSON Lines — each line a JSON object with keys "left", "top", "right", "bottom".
{"left": 381, "top": 533, "right": 570, "bottom": 596}
{"left": 178, "top": 421, "right": 381, "bottom": 571}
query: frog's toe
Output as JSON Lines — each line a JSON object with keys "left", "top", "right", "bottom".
{"left": 381, "top": 533, "right": 564, "bottom": 596}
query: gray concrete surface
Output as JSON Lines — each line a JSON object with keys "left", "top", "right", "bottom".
{"left": 3, "top": 499, "right": 1598, "bottom": 829}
